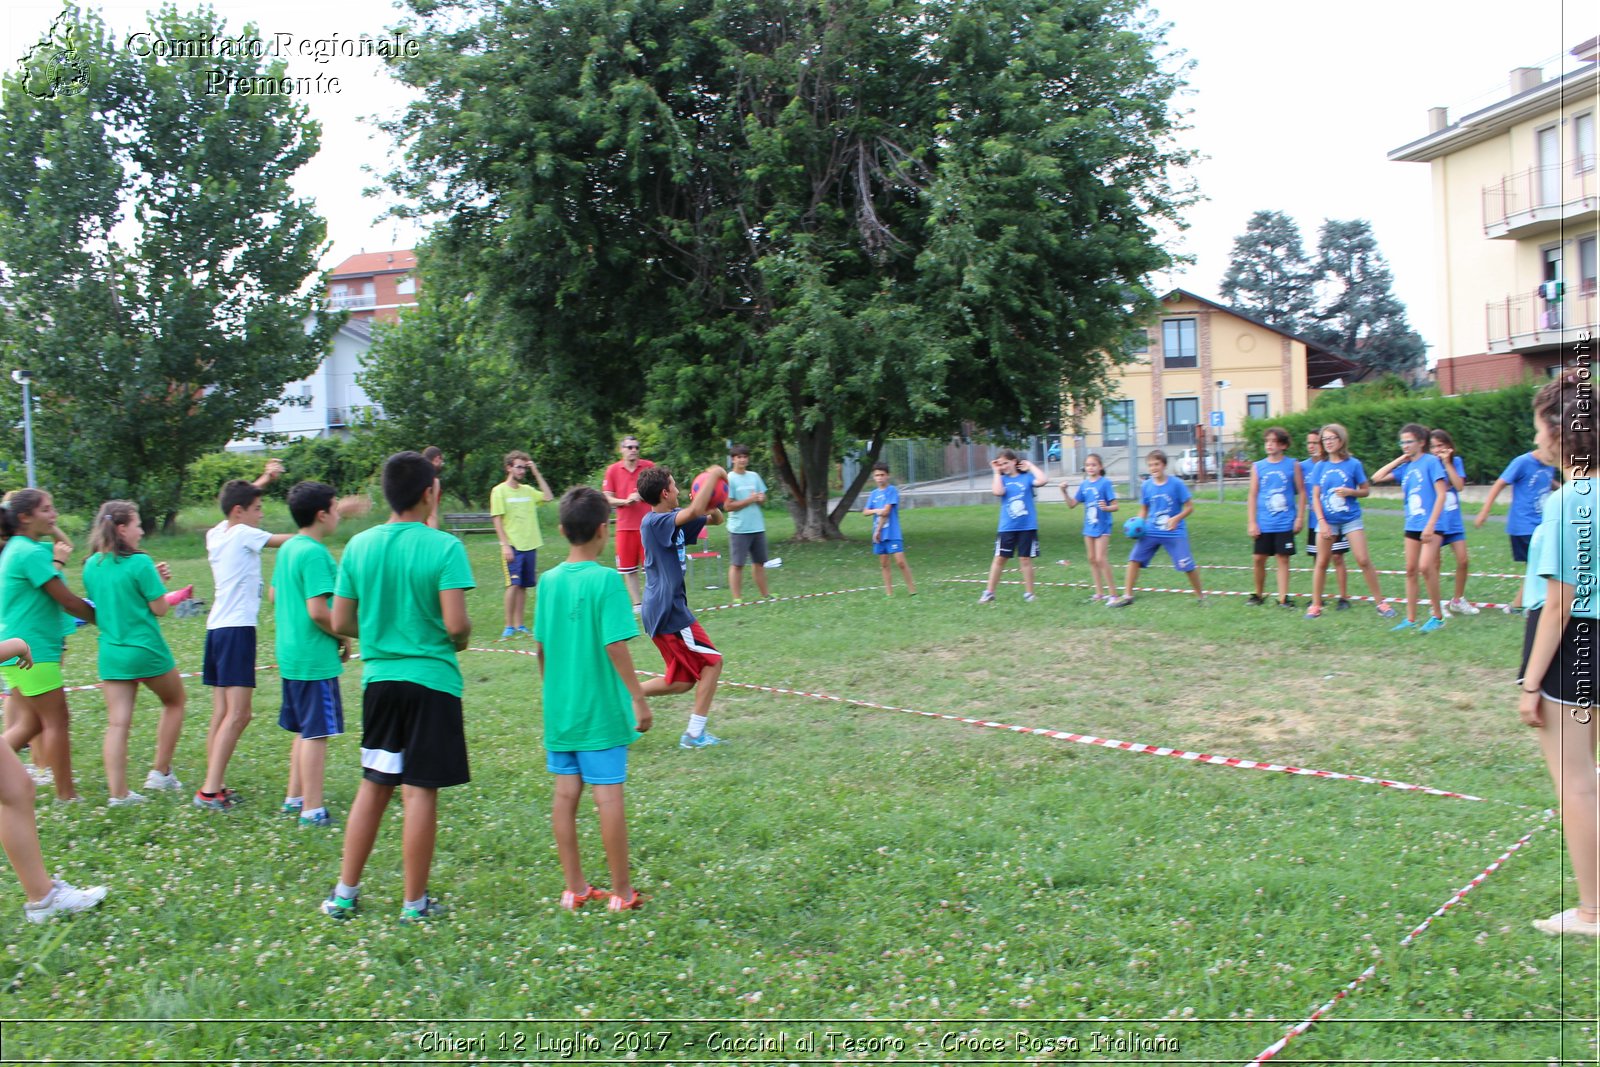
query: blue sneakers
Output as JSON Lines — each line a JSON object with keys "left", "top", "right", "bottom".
{"left": 1390, "top": 619, "right": 1416, "bottom": 632}
{"left": 679, "top": 731, "right": 725, "bottom": 749}
{"left": 399, "top": 896, "right": 448, "bottom": 924}
{"left": 499, "top": 626, "right": 516, "bottom": 640}
{"left": 1419, "top": 615, "right": 1446, "bottom": 633}
{"left": 320, "top": 892, "right": 359, "bottom": 921}
{"left": 298, "top": 810, "right": 336, "bottom": 828}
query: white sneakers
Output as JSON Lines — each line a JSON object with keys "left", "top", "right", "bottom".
{"left": 24, "top": 879, "right": 108, "bottom": 923}
{"left": 1533, "top": 907, "right": 1600, "bottom": 937}
{"left": 142, "top": 769, "right": 183, "bottom": 792}
{"left": 1446, "top": 598, "right": 1481, "bottom": 616}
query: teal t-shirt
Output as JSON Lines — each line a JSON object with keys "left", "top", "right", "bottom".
{"left": 334, "top": 523, "right": 476, "bottom": 696}
{"left": 0, "top": 536, "right": 65, "bottom": 664}
{"left": 1535, "top": 480, "right": 1597, "bottom": 619}
{"left": 533, "top": 560, "right": 641, "bottom": 752}
{"left": 725, "top": 470, "right": 768, "bottom": 534}
{"left": 273, "top": 534, "right": 342, "bottom": 682}
{"left": 82, "top": 552, "right": 174, "bottom": 680}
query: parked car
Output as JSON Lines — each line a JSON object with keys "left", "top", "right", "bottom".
{"left": 1176, "top": 448, "right": 1200, "bottom": 478}
{"left": 1223, "top": 452, "right": 1252, "bottom": 478}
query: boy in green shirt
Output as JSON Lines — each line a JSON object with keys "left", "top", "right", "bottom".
{"left": 490, "top": 450, "right": 554, "bottom": 639}
{"left": 321, "top": 453, "right": 475, "bottom": 924}
{"left": 534, "top": 486, "right": 653, "bottom": 911}
{"left": 273, "top": 482, "right": 350, "bottom": 829}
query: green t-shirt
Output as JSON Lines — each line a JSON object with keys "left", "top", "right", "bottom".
{"left": 334, "top": 522, "right": 476, "bottom": 697}
{"left": 82, "top": 552, "right": 174, "bottom": 680}
{"left": 0, "top": 536, "right": 66, "bottom": 664}
{"left": 272, "top": 534, "right": 342, "bottom": 681}
{"left": 489, "top": 480, "right": 545, "bottom": 551}
{"left": 533, "top": 560, "right": 641, "bottom": 751}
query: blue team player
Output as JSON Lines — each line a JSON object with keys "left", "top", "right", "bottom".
{"left": 979, "top": 449, "right": 1049, "bottom": 603}
{"left": 1062, "top": 453, "right": 1118, "bottom": 602}
{"left": 1372, "top": 423, "right": 1448, "bottom": 632}
{"left": 1474, "top": 444, "right": 1557, "bottom": 614}
{"left": 1109, "top": 450, "right": 1204, "bottom": 607}
{"left": 1247, "top": 427, "right": 1306, "bottom": 608}
{"left": 863, "top": 462, "right": 916, "bottom": 597}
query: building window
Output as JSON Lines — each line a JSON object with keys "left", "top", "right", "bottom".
{"left": 1161, "top": 319, "right": 1198, "bottom": 368}
{"left": 1576, "top": 112, "right": 1596, "bottom": 174}
{"left": 1246, "top": 394, "right": 1269, "bottom": 420}
{"left": 396, "top": 275, "right": 416, "bottom": 296}
{"left": 1536, "top": 124, "right": 1561, "bottom": 206}
{"left": 1579, "top": 235, "right": 1597, "bottom": 297}
{"left": 1165, "top": 397, "right": 1199, "bottom": 444}
{"left": 1102, "top": 400, "right": 1133, "bottom": 447}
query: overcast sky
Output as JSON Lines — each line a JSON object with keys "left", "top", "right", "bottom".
{"left": 4, "top": 0, "right": 1595, "bottom": 363}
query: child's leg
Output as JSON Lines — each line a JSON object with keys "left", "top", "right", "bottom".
{"left": 1094, "top": 538, "right": 1114, "bottom": 596}
{"left": 1420, "top": 538, "right": 1443, "bottom": 619}
{"left": 102, "top": 680, "right": 137, "bottom": 799}
{"left": 202, "top": 686, "right": 252, "bottom": 795}
{"left": 640, "top": 677, "right": 694, "bottom": 697}
{"left": 1334, "top": 553, "right": 1350, "bottom": 599}
{"left": 1310, "top": 536, "right": 1330, "bottom": 609}
{"left": 728, "top": 563, "right": 744, "bottom": 601}
{"left": 1251, "top": 553, "right": 1267, "bottom": 597}
{"left": 1534, "top": 698, "right": 1600, "bottom": 920}
{"left": 1019, "top": 555, "right": 1036, "bottom": 595}
{"left": 591, "top": 782, "right": 633, "bottom": 899}
{"left": 1451, "top": 540, "right": 1470, "bottom": 602}
{"left": 298, "top": 737, "right": 329, "bottom": 813}
{"left": 505, "top": 584, "right": 528, "bottom": 631}
{"left": 339, "top": 779, "right": 395, "bottom": 889}
{"left": 1121, "top": 560, "right": 1141, "bottom": 599}
{"left": 1275, "top": 551, "right": 1292, "bottom": 602}
{"left": 286, "top": 737, "right": 303, "bottom": 802}
{"left": 1186, "top": 565, "right": 1205, "bottom": 598}
{"left": 1403, "top": 537, "right": 1422, "bottom": 622}
{"left": 30, "top": 690, "right": 74, "bottom": 801}
{"left": 551, "top": 774, "right": 586, "bottom": 893}
{"left": 689, "top": 658, "right": 723, "bottom": 727}
{"left": 2, "top": 695, "right": 40, "bottom": 753}
{"left": 1347, "top": 530, "right": 1387, "bottom": 602}
{"left": 0, "top": 745, "right": 50, "bottom": 902}
{"left": 894, "top": 552, "right": 916, "bottom": 594}
{"left": 879, "top": 554, "right": 893, "bottom": 595}
{"left": 144, "top": 670, "right": 185, "bottom": 776}
{"left": 400, "top": 784, "right": 439, "bottom": 904}
{"left": 752, "top": 560, "right": 770, "bottom": 598}
{"left": 984, "top": 553, "right": 1007, "bottom": 595}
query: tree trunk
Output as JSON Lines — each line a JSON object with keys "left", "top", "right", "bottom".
{"left": 829, "top": 430, "right": 887, "bottom": 528}
{"left": 772, "top": 420, "right": 845, "bottom": 541}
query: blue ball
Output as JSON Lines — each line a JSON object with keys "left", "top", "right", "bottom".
{"left": 1122, "top": 516, "right": 1147, "bottom": 540}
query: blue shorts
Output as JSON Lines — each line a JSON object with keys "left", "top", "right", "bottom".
{"left": 202, "top": 626, "right": 256, "bottom": 688}
{"left": 873, "top": 539, "right": 905, "bottom": 555}
{"left": 505, "top": 548, "right": 538, "bottom": 588}
{"left": 994, "top": 530, "right": 1039, "bottom": 558}
{"left": 1510, "top": 533, "right": 1533, "bottom": 562}
{"left": 1323, "top": 518, "right": 1364, "bottom": 536}
{"left": 1131, "top": 533, "right": 1197, "bottom": 572}
{"left": 278, "top": 678, "right": 345, "bottom": 740}
{"left": 546, "top": 745, "right": 629, "bottom": 785}
{"left": 1439, "top": 530, "right": 1465, "bottom": 546}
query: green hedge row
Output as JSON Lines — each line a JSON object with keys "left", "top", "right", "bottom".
{"left": 1240, "top": 382, "right": 1540, "bottom": 484}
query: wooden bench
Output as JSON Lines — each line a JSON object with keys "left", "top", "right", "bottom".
{"left": 442, "top": 512, "right": 495, "bottom": 536}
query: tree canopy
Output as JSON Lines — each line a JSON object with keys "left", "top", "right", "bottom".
{"left": 0, "top": 5, "right": 333, "bottom": 526}
{"left": 383, "top": 0, "right": 1194, "bottom": 537}
{"left": 1218, "top": 210, "right": 1316, "bottom": 333}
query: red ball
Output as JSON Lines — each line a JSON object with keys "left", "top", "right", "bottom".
{"left": 692, "top": 473, "right": 729, "bottom": 511}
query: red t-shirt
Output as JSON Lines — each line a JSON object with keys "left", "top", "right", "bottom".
{"left": 602, "top": 459, "right": 656, "bottom": 531}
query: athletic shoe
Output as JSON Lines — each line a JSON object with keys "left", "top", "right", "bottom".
{"left": 192, "top": 790, "right": 237, "bottom": 811}
{"left": 298, "top": 810, "right": 336, "bottom": 829}
{"left": 679, "top": 731, "right": 725, "bottom": 749}
{"left": 1022, "top": 592, "right": 1036, "bottom": 603}
{"left": 1533, "top": 908, "right": 1600, "bottom": 937}
{"left": 514, "top": 626, "right": 531, "bottom": 637}
{"left": 1419, "top": 615, "right": 1446, "bottom": 633}
{"left": 142, "top": 769, "right": 183, "bottom": 792}
{"left": 1245, "top": 593, "right": 1266, "bottom": 606}
{"left": 1448, "top": 598, "right": 1481, "bottom": 616}
{"left": 606, "top": 890, "right": 643, "bottom": 912}
{"left": 320, "top": 891, "right": 359, "bottom": 921}
{"left": 107, "top": 791, "right": 148, "bottom": 808}
{"left": 499, "top": 626, "right": 516, "bottom": 640}
{"left": 1106, "top": 595, "right": 1133, "bottom": 608}
{"left": 1278, "top": 597, "right": 1296, "bottom": 609}
{"left": 559, "top": 885, "right": 609, "bottom": 911}
{"left": 1390, "top": 620, "right": 1415, "bottom": 632}
{"left": 732, "top": 597, "right": 744, "bottom": 606}
{"left": 1503, "top": 603, "right": 1525, "bottom": 615}
{"left": 24, "top": 879, "right": 107, "bottom": 923}
{"left": 399, "top": 896, "right": 447, "bottom": 924}
{"left": 1335, "top": 598, "right": 1352, "bottom": 611}
{"left": 281, "top": 799, "right": 304, "bottom": 816}
{"left": 1304, "top": 605, "right": 1322, "bottom": 619}
{"left": 52, "top": 796, "right": 81, "bottom": 807}
{"left": 977, "top": 591, "right": 995, "bottom": 604}
{"left": 1376, "top": 603, "right": 1398, "bottom": 619}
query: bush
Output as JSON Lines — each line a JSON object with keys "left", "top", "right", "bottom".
{"left": 183, "top": 451, "right": 285, "bottom": 508}
{"left": 278, "top": 433, "right": 387, "bottom": 495}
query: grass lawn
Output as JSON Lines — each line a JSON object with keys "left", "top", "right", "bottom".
{"left": 2, "top": 494, "right": 1593, "bottom": 1064}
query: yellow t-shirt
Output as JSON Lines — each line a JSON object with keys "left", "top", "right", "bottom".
{"left": 490, "top": 480, "right": 545, "bottom": 551}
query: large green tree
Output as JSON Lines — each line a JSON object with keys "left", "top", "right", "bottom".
{"left": 383, "top": 0, "right": 1192, "bottom": 538}
{"left": 0, "top": 5, "right": 333, "bottom": 527}
{"left": 1307, "top": 219, "right": 1427, "bottom": 379}
{"left": 1218, "top": 210, "right": 1316, "bottom": 333}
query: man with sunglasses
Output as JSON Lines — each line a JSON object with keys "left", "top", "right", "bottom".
{"left": 602, "top": 436, "right": 655, "bottom": 608}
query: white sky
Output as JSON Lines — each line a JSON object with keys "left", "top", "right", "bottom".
{"left": 4, "top": 0, "right": 1596, "bottom": 362}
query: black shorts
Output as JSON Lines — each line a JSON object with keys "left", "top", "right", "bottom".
{"left": 995, "top": 530, "right": 1040, "bottom": 558}
{"left": 1518, "top": 608, "right": 1598, "bottom": 709}
{"left": 1510, "top": 534, "right": 1533, "bottom": 563}
{"left": 1253, "top": 532, "right": 1296, "bottom": 557}
{"left": 1310, "top": 528, "right": 1349, "bottom": 555}
{"left": 359, "top": 681, "right": 470, "bottom": 788}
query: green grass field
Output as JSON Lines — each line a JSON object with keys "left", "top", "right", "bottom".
{"left": 2, "top": 495, "right": 1594, "bottom": 1064}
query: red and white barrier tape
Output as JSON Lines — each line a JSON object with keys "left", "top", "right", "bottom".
{"left": 1247, "top": 816, "right": 1549, "bottom": 1063}
{"left": 1198, "top": 563, "right": 1522, "bottom": 582}
{"left": 949, "top": 578, "right": 1510, "bottom": 612}
{"left": 699, "top": 586, "right": 875, "bottom": 613}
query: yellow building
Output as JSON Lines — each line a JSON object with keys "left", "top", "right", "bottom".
{"left": 1086, "top": 290, "right": 1360, "bottom": 446}
{"left": 1389, "top": 42, "right": 1598, "bottom": 393}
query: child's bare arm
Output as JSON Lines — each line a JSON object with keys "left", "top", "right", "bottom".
{"left": 440, "top": 588, "right": 471, "bottom": 650}
{"left": 605, "top": 640, "right": 653, "bottom": 733}
{"left": 332, "top": 595, "right": 359, "bottom": 638}
{"left": 1474, "top": 479, "right": 1508, "bottom": 526}
{"left": 0, "top": 638, "right": 32, "bottom": 670}
{"left": 44, "top": 577, "right": 94, "bottom": 622}
{"left": 676, "top": 466, "right": 727, "bottom": 526}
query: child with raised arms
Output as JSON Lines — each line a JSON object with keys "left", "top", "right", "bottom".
{"left": 82, "top": 501, "right": 186, "bottom": 806}
{"left": 1429, "top": 428, "right": 1478, "bottom": 617}
{"left": 1474, "top": 444, "right": 1557, "bottom": 614}
{"left": 535, "top": 486, "right": 653, "bottom": 912}
{"left": 1371, "top": 423, "right": 1448, "bottom": 632}
{"left": 979, "top": 449, "right": 1049, "bottom": 603}
{"left": 1061, "top": 453, "right": 1118, "bottom": 601}
{"left": 1246, "top": 428, "right": 1305, "bottom": 608}
{"left": 1302, "top": 431, "right": 1352, "bottom": 610}
{"left": 0, "top": 489, "right": 96, "bottom": 802}
{"left": 1108, "top": 450, "right": 1203, "bottom": 607}
{"left": 1305, "top": 423, "right": 1396, "bottom": 620}
{"left": 863, "top": 462, "right": 916, "bottom": 597}
{"left": 637, "top": 464, "right": 728, "bottom": 748}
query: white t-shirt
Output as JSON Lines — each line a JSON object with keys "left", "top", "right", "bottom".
{"left": 206, "top": 521, "right": 274, "bottom": 630}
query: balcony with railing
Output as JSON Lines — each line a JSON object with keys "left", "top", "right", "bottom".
{"left": 327, "top": 292, "right": 377, "bottom": 310}
{"left": 1482, "top": 159, "right": 1598, "bottom": 239}
{"left": 1485, "top": 289, "right": 1598, "bottom": 353}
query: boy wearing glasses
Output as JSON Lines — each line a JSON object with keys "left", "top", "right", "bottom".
{"left": 602, "top": 436, "right": 656, "bottom": 608}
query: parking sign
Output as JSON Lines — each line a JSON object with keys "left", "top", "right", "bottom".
{"left": 1209, "top": 410, "right": 1224, "bottom": 428}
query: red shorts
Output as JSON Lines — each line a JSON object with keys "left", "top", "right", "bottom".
{"left": 615, "top": 528, "right": 644, "bottom": 573}
{"left": 652, "top": 622, "right": 721, "bottom": 685}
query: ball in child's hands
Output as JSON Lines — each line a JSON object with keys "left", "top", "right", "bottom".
{"left": 692, "top": 471, "right": 729, "bottom": 511}
{"left": 1122, "top": 516, "right": 1147, "bottom": 540}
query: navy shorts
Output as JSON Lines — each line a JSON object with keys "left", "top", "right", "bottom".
{"left": 1510, "top": 534, "right": 1533, "bottom": 562}
{"left": 546, "top": 745, "right": 630, "bottom": 785}
{"left": 278, "top": 678, "right": 345, "bottom": 740}
{"left": 1309, "top": 527, "right": 1349, "bottom": 555}
{"left": 504, "top": 548, "right": 538, "bottom": 588}
{"left": 359, "top": 681, "right": 470, "bottom": 789}
{"left": 1439, "top": 530, "right": 1465, "bottom": 546}
{"left": 202, "top": 626, "right": 256, "bottom": 688}
{"left": 994, "top": 530, "right": 1039, "bottom": 558}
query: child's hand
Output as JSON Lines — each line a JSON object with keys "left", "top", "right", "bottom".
{"left": 633, "top": 695, "right": 653, "bottom": 733}
{"left": 1519, "top": 688, "right": 1543, "bottom": 726}
{"left": 1473, "top": 513, "right": 1487, "bottom": 528}
{"left": 52, "top": 541, "right": 72, "bottom": 566}
{"left": 990, "top": 459, "right": 1004, "bottom": 470}
{"left": 1248, "top": 522, "right": 1259, "bottom": 538}
{"left": 334, "top": 494, "right": 372, "bottom": 519}
{"left": 706, "top": 508, "right": 725, "bottom": 526}
{"left": 156, "top": 561, "right": 173, "bottom": 581}
{"left": 3, "top": 639, "right": 33, "bottom": 670}
{"left": 338, "top": 637, "right": 352, "bottom": 662}
{"left": 262, "top": 459, "right": 285, "bottom": 482}
{"left": 501, "top": 544, "right": 515, "bottom": 562}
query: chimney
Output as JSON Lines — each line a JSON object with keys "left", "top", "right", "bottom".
{"left": 1428, "top": 107, "right": 1449, "bottom": 133}
{"left": 1510, "top": 66, "right": 1542, "bottom": 95}
{"left": 1572, "top": 36, "right": 1599, "bottom": 64}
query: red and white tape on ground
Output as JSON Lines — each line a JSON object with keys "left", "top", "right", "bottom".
{"left": 949, "top": 578, "right": 1511, "bottom": 612}
{"left": 1247, "top": 816, "right": 1549, "bottom": 1064}
{"left": 1198, "top": 563, "right": 1523, "bottom": 582}
{"left": 699, "top": 586, "right": 875, "bottom": 613}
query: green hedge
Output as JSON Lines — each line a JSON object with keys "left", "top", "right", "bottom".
{"left": 1240, "top": 382, "right": 1539, "bottom": 484}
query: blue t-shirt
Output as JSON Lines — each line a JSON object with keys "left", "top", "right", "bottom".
{"left": 1141, "top": 476, "right": 1191, "bottom": 538}
{"left": 1253, "top": 456, "right": 1299, "bottom": 534}
{"left": 1398, "top": 453, "right": 1448, "bottom": 532}
{"left": 865, "top": 484, "right": 902, "bottom": 543}
{"left": 1300, "top": 459, "right": 1322, "bottom": 530}
{"left": 997, "top": 473, "right": 1039, "bottom": 533}
{"left": 1534, "top": 479, "right": 1597, "bottom": 619}
{"left": 1074, "top": 477, "right": 1117, "bottom": 537}
{"left": 724, "top": 470, "right": 768, "bottom": 535}
{"left": 639, "top": 509, "right": 708, "bottom": 637}
{"left": 1499, "top": 452, "right": 1557, "bottom": 536}
{"left": 1438, "top": 455, "right": 1466, "bottom": 536}
{"left": 1316, "top": 458, "right": 1368, "bottom": 525}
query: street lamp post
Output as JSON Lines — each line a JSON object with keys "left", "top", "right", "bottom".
{"left": 12, "top": 369, "right": 35, "bottom": 488}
